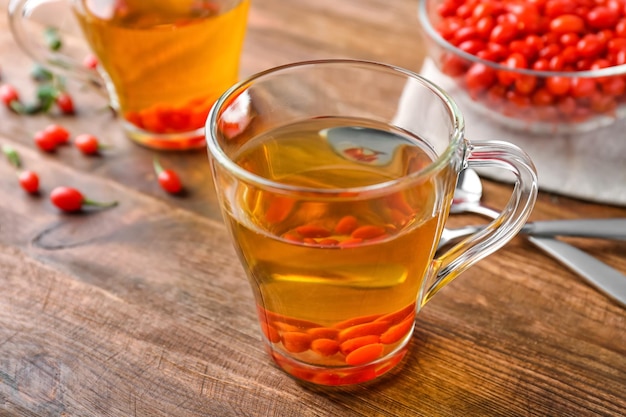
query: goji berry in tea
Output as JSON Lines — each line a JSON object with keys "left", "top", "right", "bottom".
{"left": 306, "top": 327, "right": 340, "bottom": 340}
{"left": 375, "top": 302, "right": 416, "bottom": 325}
{"left": 281, "top": 332, "right": 313, "bottom": 353}
{"left": 345, "top": 343, "right": 384, "bottom": 366}
{"left": 339, "top": 335, "right": 380, "bottom": 356}
{"left": 257, "top": 303, "right": 415, "bottom": 372}
{"left": 264, "top": 196, "right": 296, "bottom": 224}
{"left": 337, "top": 321, "right": 390, "bottom": 343}
{"left": 334, "top": 215, "right": 358, "bottom": 235}
{"left": 380, "top": 316, "right": 415, "bottom": 345}
{"left": 310, "top": 339, "right": 340, "bottom": 356}
{"left": 351, "top": 225, "right": 386, "bottom": 240}
{"left": 334, "top": 313, "right": 384, "bottom": 330}
{"left": 294, "top": 224, "right": 332, "bottom": 238}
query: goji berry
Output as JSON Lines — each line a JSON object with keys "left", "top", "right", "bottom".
{"left": 55, "top": 92, "right": 74, "bottom": 114}
{"left": 380, "top": 316, "right": 415, "bottom": 345}
{"left": 345, "top": 343, "right": 384, "bottom": 366}
{"left": 339, "top": 335, "right": 380, "bottom": 356}
{"left": 375, "top": 303, "right": 416, "bottom": 325}
{"left": 281, "top": 332, "right": 312, "bottom": 353}
{"left": 338, "top": 321, "right": 390, "bottom": 343}
{"left": 50, "top": 186, "right": 117, "bottom": 213}
{"left": 153, "top": 157, "right": 183, "bottom": 194}
{"left": 307, "top": 327, "right": 340, "bottom": 340}
{"left": 294, "top": 224, "right": 331, "bottom": 238}
{"left": 0, "top": 84, "right": 19, "bottom": 107}
{"left": 18, "top": 170, "right": 40, "bottom": 194}
{"left": 44, "top": 124, "right": 70, "bottom": 145}
{"left": 264, "top": 195, "right": 295, "bottom": 224}
{"left": 351, "top": 225, "right": 386, "bottom": 240}
{"left": 75, "top": 134, "right": 103, "bottom": 155}
{"left": 310, "top": 339, "right": 340, "bottom": 356}
{"left": 334, "top": 215, "right": 358, "bottom": 235}
{"left": 33, "top": 129, "right": 58, "bottom": 152}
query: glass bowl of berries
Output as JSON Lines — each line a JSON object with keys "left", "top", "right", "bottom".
{"left": 417, "top": 0, "right": 626, "bottom": 134}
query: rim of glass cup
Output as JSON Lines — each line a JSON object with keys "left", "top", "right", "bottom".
{"left": 417, "top": 0, "right": 626, "bottom": 79}
{"left": 206, "top": 59, "right": 466, "bottom": 195}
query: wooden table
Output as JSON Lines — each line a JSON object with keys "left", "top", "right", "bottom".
{"left": 1, "top": 1, "right": 625, "bottom": 416}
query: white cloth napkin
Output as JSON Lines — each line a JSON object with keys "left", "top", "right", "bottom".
{"left": 416, "top": 58, "right": 626, "bottom": 207}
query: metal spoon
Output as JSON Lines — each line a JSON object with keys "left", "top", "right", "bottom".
{"left": 438, "top": 170, "right": 626, "bottom": 248}
{"left": 443, "top": 168, "right": 626, "bottom": 307}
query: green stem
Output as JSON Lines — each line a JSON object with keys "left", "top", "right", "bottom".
{"left": 83, "top": 198, "right": 118, "bottom": 209}
{"left": 153, "top": 157, "right": 164, "bottom": 175}
{"left": 2, "top": 145, "right": 21, "bottom": 169}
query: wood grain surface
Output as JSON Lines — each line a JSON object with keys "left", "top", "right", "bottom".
{"left": 1, "top": 0, "right": 625, "bottom": 416}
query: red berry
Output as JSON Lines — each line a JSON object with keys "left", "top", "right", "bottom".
{"left": 50, "top": 186, "right": 117, "bottom": 213}
{"left": 33, "top": 129, "right": 58, "bottom": 152}
{"left": 55, "top": 92, "right": 75, "bottom": 114}
{"left": 18, "top": 170, "right": 39, "bottom": 194}
{"left": 158, "top": 169, "right": 183, "bottom": 194}
{"left": 153, "top": 158, "right": 183, "bottom": 194}
{"left": 586, "top": 6, "right": 620, "bottom": 30}
{"left": 0, "top": 84, "right": 19, "bottom": 107}
{"left": 74, "top": 134, "right": 101, "bottom": 155}
{"left": 50, "top": 187, "right": 84, "bottom": 212}
{"left": 549, "top": 15, "right": 586, "bottom": 34}
{"left": 44, "top": 124, "right": 71, "bottom": 145}
{"left": 82, "top": 54, "right": 99, "bottom": 69}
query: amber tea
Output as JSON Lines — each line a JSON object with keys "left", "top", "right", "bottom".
{"left": 72, "top": 0, "right": 249, "bottom": 149}
{"left": 221, "top": 118, "right": 453, "bottom": 385}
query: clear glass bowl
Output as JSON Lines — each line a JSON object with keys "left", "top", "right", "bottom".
{"left": 417, "top": 0, "right": 626, "bottom": 134}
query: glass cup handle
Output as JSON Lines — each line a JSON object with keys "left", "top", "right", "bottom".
{"left": 422, "top": 140, "right": 538, "bottom": 306}
{"left": 8, "top": 0, "right": 103, "bottom": 88}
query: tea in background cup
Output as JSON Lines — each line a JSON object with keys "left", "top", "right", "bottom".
{"left": 9, "top": 0, "right": 250, "bottom": 150}
{"left": 206, "top": 60, "right": 538, "bottom": 386}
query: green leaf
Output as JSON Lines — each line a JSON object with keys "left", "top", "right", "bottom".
{"left": 8, "top": 100, "right": 26, "bottom": 114}
{"left": 44, "top": 27, "right": 62, "bottom": 51}
{"left": 36, "top": 84, "right": 57, "bottom": 112}
{"left": 31, "top": 64, "right": 54, "bottom": 82}
{"left": 36, "top": 83, "right": 57, "bottom": 101}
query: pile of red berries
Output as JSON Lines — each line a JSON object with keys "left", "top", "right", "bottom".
{"left": 430, "top": 0, "right": 626, "bottom": 127}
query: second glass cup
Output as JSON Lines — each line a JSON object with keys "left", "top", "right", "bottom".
{"left": 206, "top": 60, "right": 538, "bottom": 386}
{"left": 9, "top": 0, "right": 250, "bottom": 150}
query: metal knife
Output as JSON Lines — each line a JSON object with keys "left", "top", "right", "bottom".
{"left": 441, "top": 218, "right": 626, "bottom": 248}
{"left": 528, "top": 236, "right": 626, "bottom": 307}
{"left": 522, "top": 218, "right": 626, "bottom": 240}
